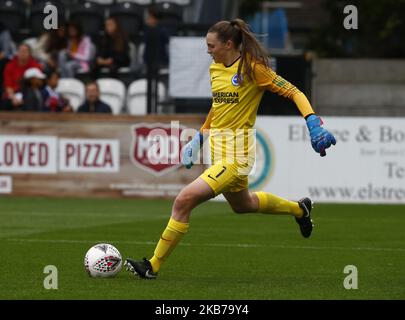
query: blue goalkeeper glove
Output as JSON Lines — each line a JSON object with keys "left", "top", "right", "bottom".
{"left": 182, "top": 132, "right": 203, "bottom": 169}
{"left": 306, "top": 115, "right": 336, "bottom": 157}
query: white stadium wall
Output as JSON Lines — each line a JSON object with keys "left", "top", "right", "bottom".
{"left": 250, "top": 116, "right": 405, "bottom": 204}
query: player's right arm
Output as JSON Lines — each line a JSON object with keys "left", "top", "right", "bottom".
{"left": 253, "top": 62, "right": 336, "bottom": 157}
{"left": 253, "top": 62, "right": 314, "bottom": 117}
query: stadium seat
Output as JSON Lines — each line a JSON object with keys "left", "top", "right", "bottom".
{"left": 29, "top": 0, "right": 66, "bottom": 37}
{"left": 126, "top": 79, "right": 166, "bottom": 115}
{"left": 69, "top": 1, "right": 105, "bottom": 39}
{"left": 30, "top": 0, "right": 69, "bottom": 4}
{"left": 56, "top": 78, "right": 85, "bottom": 112}
{"left": 155, "top": 0, "right": 191, "bottom": 5}
{"left": 155, "top": 1, "right": 184, "bottom": 21}
{"left": 154, "top": 1, "right": 184, "bottom": 35}
{"left": 0, "top": 0, "right": 26, "bottom": 38}
{"left": 107, "top": 2, "right": 143, "bottom": 41}
{"left": 96, "top": 78, "right": 126, "bottom": 115}
{"left": 85, "top": 0, "right": 114, "bottom": 4}
{"left": 115, "top": 0, "right": 152, "bottom": 5}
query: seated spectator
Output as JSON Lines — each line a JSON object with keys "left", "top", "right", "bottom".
{"left": 77, "top": 81, "right": 112, "bottom": 113}
{"left": 0, "top": 22, "right": 16, "bottom": 99}
{"left": 58, "top": 20, "right": 94, "bottom": 78}
{"left": 13, "top": 67, "right": 46, "bottom": 112}
{"left": 42, "top": 71, "right": 73, "bottom": 112}
{"left": 1, "top": 43, "right": 42, "bottom": 111}
{"left": 93, "top": 17, "right": 130, "bottom": 78}
{"left": 31, "top": 25, "right": 67, "bottom": 74}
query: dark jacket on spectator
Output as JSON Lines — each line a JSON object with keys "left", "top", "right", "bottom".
{"left": 20, "top": 87, "right": 44, "bottom": 112}
{"left": 98, "top": 35, "right": 130, "bottom": 69}
{"left": 77, "top": 99, "right": 112, "bottom": 113}
{"left": 143, "top": 25, "right": 169, "bottom": 67}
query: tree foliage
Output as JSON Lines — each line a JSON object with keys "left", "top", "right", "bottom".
{"left": 239, "top": 0, "right": 405, "bottom": 57}
{"left": 308, "top": 0, "right": 405, "bottom": 57}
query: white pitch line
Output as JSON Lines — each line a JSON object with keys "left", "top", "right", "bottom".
{"left": 5, "top": 238, "right": 405, "bottom": 253}
{"left": 5, "top": 238, "right": 160, "bottom": 246}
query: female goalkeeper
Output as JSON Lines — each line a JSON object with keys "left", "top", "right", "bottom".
{"left": 125, "top": 19, "right": 336, "bottom": 279}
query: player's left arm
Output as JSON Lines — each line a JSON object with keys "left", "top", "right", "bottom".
{"left": 253, "top": 63, "right": 336, "bottom": 157}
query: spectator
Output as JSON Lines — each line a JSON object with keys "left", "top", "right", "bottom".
{"left": 15, "top": 67, "right": 46, "bottom": 112}
{"left": 143, "top": 6, "right": 169, "bottom": 68}
{"left": 1, "top": 43, "right": 42, "bottom": 111}
{"left": 93, "top": 17, "right": 130, "bottom": 78}
{"left": 42, "top": 71, "right": 73, "bottom": 112}
{"left": 77, "top": 81, "right": 112, "bottom": 113}
{"left": 0, "top": 22, "right": 16, "bottom": 98}
{"left": 58, "top": 20, "right": 94, "bottom": 78}
{"left": 0, "top": 22, "right": 15, "bottom": 60}
{"left": 31, "top": 25, "right": 67, "bottom": 74}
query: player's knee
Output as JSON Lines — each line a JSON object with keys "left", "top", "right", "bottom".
{"left": 173, "top": 193, "right": 195, "bottom": 215}
{"left": 231, "top": 206, "right": 249, "bottom": 214}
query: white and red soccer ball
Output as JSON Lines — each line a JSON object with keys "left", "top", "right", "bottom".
{"left": 84, "top": 243, "right": 122, "bottom": 278}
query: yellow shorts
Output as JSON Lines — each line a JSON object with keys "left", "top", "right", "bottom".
{"left": 200, "top": 163, "right": 250, "bottom": 195}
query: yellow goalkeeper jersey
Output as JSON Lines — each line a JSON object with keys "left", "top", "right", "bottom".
{"left": 201, "top": 57, "right": 314, "bottom": 167}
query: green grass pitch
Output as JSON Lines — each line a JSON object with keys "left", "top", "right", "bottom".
{"left": 1, "top": 197, "right": 404, "bottom": 300}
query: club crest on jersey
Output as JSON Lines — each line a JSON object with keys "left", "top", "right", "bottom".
{"left": 231, "top": 73, "right": 243, "bottom": 86}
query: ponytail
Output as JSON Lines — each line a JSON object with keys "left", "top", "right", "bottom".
{"left": 208, "top": 19, "right": 269, "bottom": 84}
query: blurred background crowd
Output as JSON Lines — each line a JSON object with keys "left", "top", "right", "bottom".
{"left": 0, "top": 0, "right": 404, "bottom": 115}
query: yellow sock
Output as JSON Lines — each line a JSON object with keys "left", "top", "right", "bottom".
{"left": 149, "top": 218, "right": 189, "bottom": 273}
{"left": 255, "top": 192, "right": 303, "bottom": 218}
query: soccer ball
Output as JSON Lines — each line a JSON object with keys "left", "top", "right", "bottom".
{"left": 84, "top": 243, "right": 122, "bottom": 278}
